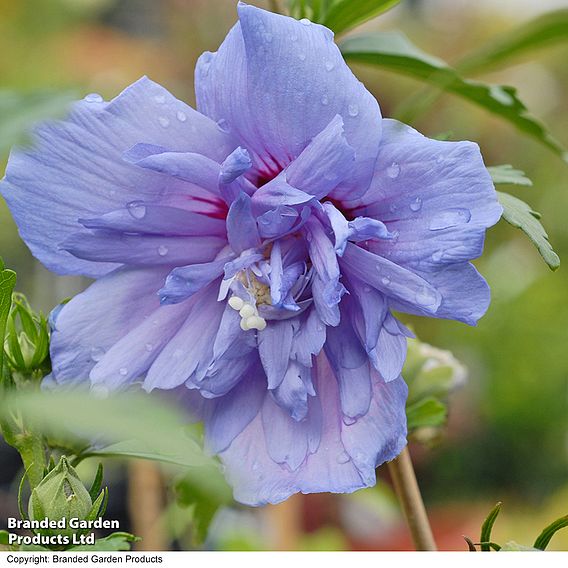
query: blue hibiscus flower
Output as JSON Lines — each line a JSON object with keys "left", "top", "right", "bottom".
{"left": 0, "top": 3, "right": 501, "bottom": 505}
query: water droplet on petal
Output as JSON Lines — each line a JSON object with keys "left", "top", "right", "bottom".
{"left": 145, "top": 343, "right": 154, "bottom": 352}
{"left": 84, "top": 93, "right": 103, "bottom": 103}
{"left": 91, "top": 347, "right": 105, "bottom": 362}
{"left": 415, "top": 286, "right": 438, "bottom": 308}
{"left": 321, "top": 94, "right": 329, "bottom": 105}
{"left": 176, "top": 110, "right": 187, "bottom": 122}
{"left": 410, "top": 197, "right": 422, "bottom": 212}
{"left": 432, "top": 250, "right": 443, "bottom": 262}
{"left": 216, "top": 118, "right": 230, "bottom": 133}
{"left": 157, "top": 245, "right": 169, "bottom": 256}
{"left": 348, "top": 104, "right": 359, "bottom": 117}
{"left": 263, "top": 32, "right": 273, "bottom": 43}
{"left": 158, "top": 116, "right": 170, "bottom": 128}
{"left": 300, "top": 18, "right": 311, "bottom": 26}
{"left": 127, "top": 200, "right": 146, "bottom": 219}
{"left": 252, "top": 461, "right": 260, "bottom": 471}
{"left": 389, "top": 203, "right": 398, "bottom": 213}
{"left": 119, "top": 367, "right": 128, "bottom": 376}
{"left": 154, "top": 94, "right": 166, "bottom": 104}
{"left": 429, "top": 208, "right": 471, "bottom": 231}
{"left": 387, "top": 162, "right": 400, "bottom": 179}
{"left": 298, "top": 52, "right": 306, "bottom": 61}
{"left": 381, "top": 275, "right": 391, "bottom": 286}
{"left": 325, "top": 60, "right": 335, "bottom": 71}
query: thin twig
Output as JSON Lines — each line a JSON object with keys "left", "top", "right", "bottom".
{"left": 387, "top": 446, "right": 437, "bottom": 551}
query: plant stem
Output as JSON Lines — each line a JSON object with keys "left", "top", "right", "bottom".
{"left": 388, "top": 446, "right": 437, "bottom": 551}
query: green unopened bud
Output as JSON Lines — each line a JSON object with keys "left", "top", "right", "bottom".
{"left": 28, "top": 457, "right": 93, "bottom": 538}
{"left": 4, "top": 293, "right": 50, "bottom": 382}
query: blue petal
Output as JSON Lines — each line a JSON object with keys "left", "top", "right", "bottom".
{"left": 258, "top": 319, "right": 295, "bottom": 389}
{"left": 285, "top": 115, "right": 355, "bottom": 200}
{"left": 205, "top": 365, "right": 266, "bottom": 453}
{"left": 195, "top": 5, "right": 381, "bottom": 197}
{"left": 62, "top": 231, "right": 225, "bottom": 267}
{"left": 322, "top": 202, "right": 349, "bottom": 256}
{"left": 49, "top": 266, "right": 170, "bottom": 384}
{"left": 348, "top": 217, "right": 392, "bottom": 242}
{"left": 226, "top": 192, "right": 261, "bottom": 254}
{"left": 353, "top": 119, "right": 502, "bottom": 274}
{"left": 271, "top": 361, "right": 315, "bottom": 421}
{"left": 1, "top": 77, "right": 234, "bottom": 278}
{"left": 341, "top": 243, "right": 442, "bottom": 314}
{"left": 159, "top": 259, "right": 228, "bottom": 305}
{"left": 80, "top": 203, "right": 226, "bottom": 237}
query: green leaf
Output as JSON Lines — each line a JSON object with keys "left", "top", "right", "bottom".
{"left": 175, "top": 465, "right": 233, "bottom": 543}
{"left": 533, "top": 515, "right": 568, "bottom": 551}
{"left": 406, "top": 396, "right": 447, "bottom": 431}
{"left": 0, "top": 259, "right": 17, "bottom": 380}
{"left": 0, "top": 530, "right": 10, "bottom": 546}
{"left": 459, "top": 9, "right": 568, "bottom": 75}
{"left": 488, "top": 165, "right": 533, "bottom": 187}
{"left": 498, "top": 191, "right": 560, "bottom": 271}
{"left": 0, "top": 90, "right": 75, "bottom": 157}
{"left": 320, "top": 0, "right": 401, "bottom": 35}
{"left": 341, "top": 32, "right": 567, "bottom": 160}
{"left": 70, "top": 532, "right": 139, "bottom": 552}
{"left": 480, "top": 502, "right": 502, "bottom": 552}
{"left": 88, "top": 463, "right": 104, "bottom": 502}
{"left": 0, "top": 389, "right": 214, "bottom": 470}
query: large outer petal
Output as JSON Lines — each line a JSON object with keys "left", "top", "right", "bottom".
{"left": 50, "top": 266, "right": 173, "bottom": 384}
{"left": 195, "top": 3, "right": 381, "bottom": 196}
{"left": 214, "top": 353, "right": 407, "bottom": 506}
{"left": 351, "top": 119, "right": 502, "bottom": 324}
{"left": 1, "top": 77, "right": 235, "bottom": 278}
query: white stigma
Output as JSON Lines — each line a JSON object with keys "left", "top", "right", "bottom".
{"left": 229, "top": 297, "right": 267, "bottom": 332}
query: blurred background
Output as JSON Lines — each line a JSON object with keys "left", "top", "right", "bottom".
{"left": 1, "top": 0, "right": 567, "bottom": 551}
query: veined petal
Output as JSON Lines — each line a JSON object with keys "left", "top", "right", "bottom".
{"left": 341, "top": 243, "right": 442, "bottom": 314}
{"left": 226, "top": 192, "right": 261, "bottom": 253}
{"left": 0, "top": 77, "right": 234, "bottom": 278}
{"left": 195, "top": 4, "right": 381, "bottom": 194}
{"left": 258, "top": 319, "right": 295, "bottom": 389}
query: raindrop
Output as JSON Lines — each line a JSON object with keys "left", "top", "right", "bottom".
{"left": 157, "top": 245, "right": 169, "bottom": 256}
{"left": 429, "top": 208, "right": 471, "bottom": 231}
{"left": 325, "top": 60, "right": 335, "bottom": 72}
{"left": 252, "top": 461, "right": 260, "bottom": 471}
{"left": 158, "top": 116, "right": 170, "bottom": 128}
{"left": 409, "top": 197, "right": 422, "bottom": 212}
{"left": 415, "top": 286, "right": 438, "bottom": 308}
{"left": 145, "top": 343, "right": 154, "bottom": 352}
{"left": 381, "top": 275, "right": 391, "bottom": 286}
{"left": 127, "top": 200, "right": 146, "bottom": 220}
{"left": 348, "top": 104, "right": 359, "bottom": 117}
{"left": 119, "top": 367, "right": 128, "bottom": 376}
{"left": 298, "top": 52, "right": 307, "bottom": 61}
{"left": 432, "top": 250, "right": 443, "bottom": 262}
{"left": 176, "top": 110, "right": 187, "bottom": 122}
{"left": 321, "top": 94, "right": 329, "bottom": 106}
{"left": 300, "top": 18, "right": 311, "bottom": 26}
{"left": 84, "top": 93, "right": 103, "bottom": 103}
{"left": 154, "top": 94, "right": 166, "bottom": 104}
{"left": 386, "top": 162, "right": 400, "bottom": 179}
{"left": 389, "top": 203, "right": 398, "bottom": 213}
{"left": 290, "top": 33, "right": 298, "bottom": 42}
{"left": 90, "top": 347, "right": 105, "bottom": 362}
{"left": 263, "top": 32, "right": 273, "bottom": 43}
{"left": 216, "top": 118, "right": 230, "bottom": 133}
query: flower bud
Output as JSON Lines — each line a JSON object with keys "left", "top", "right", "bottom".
{"left": 4, "top": 293, "right": 50, "bottom": 382}
{"left": 28, "top": 456, "right": 93, "bottom": 538}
